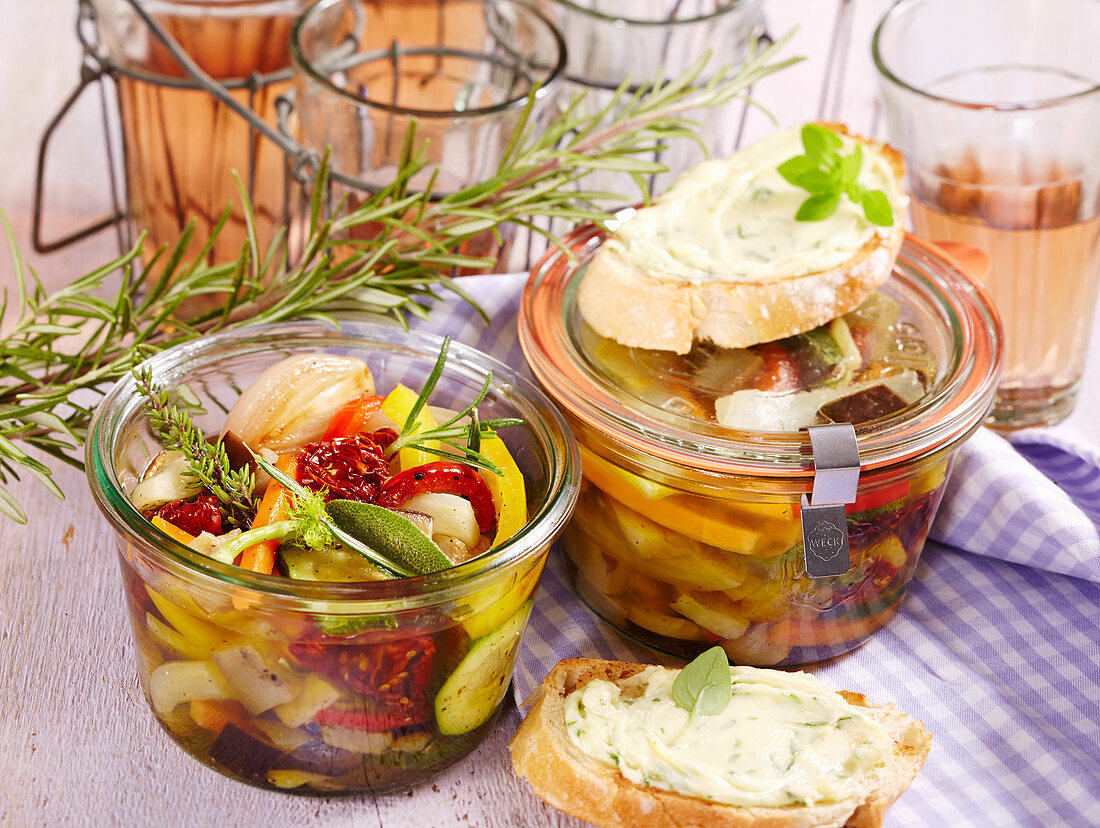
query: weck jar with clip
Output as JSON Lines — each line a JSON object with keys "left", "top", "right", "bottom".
{"left": 519, "top": 224, "right": 1001, "bottom": 666}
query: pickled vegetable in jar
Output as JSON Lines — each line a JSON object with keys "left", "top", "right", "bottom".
{"left": 520, "top": 229, "right": 1000, "bottom": 666}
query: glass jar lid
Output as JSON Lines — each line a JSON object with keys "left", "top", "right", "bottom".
{"left": 519, "top": 220, "right": 1002, "bottom": 478}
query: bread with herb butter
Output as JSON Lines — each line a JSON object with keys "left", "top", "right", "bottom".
{"left": 577, "top": 125, "right": 906, "bottom": 354}
{"left": 510, "top": 658, "right": 931, "bottom": 828}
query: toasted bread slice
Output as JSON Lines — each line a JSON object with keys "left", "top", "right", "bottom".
{"left": 577, "top": 125, "right": 906, "bottom": 354}
{"left": 510, "top": 658, "right": 931, "bottom": 828}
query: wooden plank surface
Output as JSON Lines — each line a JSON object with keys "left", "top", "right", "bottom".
{"left": 1, "top": 1, "right": 1098, "bottom": 825}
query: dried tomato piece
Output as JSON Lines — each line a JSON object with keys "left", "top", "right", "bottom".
{"left": 290, "top": 634, "right": 437, "bottom": 720}
{"left": 296, "top": 432, "right": 392, "bottom": 502}
{"left": 155, "top": 494, "right": 222, "bottom": 536}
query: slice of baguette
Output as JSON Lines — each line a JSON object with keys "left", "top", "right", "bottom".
{"left": 510, "top": 658, "right": 931, "bottom": 828}
{"left": 577, "top": 125, "right": 906, "bottom": 354}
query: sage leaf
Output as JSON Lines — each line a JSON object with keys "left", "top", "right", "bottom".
{"left": 672, "top": 646, "right": 733, "bottom": 719}
{"left": 326, "top": 499, "right": 452, "bottom": 575}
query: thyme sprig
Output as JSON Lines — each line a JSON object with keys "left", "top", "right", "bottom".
{"left": 386, "top": 336, "right": 522, "bottom": 475}
{"left": 134, "top": 369, "right": 255, "bottom": 529}
{"left": 0, "top": 36, "right": 800, "bottom": 522}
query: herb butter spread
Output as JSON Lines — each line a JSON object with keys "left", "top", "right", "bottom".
{"left": 563, "top": 665, "right": 892, "bottom": 808}
{"left": 603, "top": 127, "right": 906, "bottom": 283}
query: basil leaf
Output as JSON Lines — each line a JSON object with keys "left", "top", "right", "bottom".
{"left": 776, "top": 155, "right": 818, "bottom": 187}
{"left": 796, "top": 191, "right": 840, "bottom": 222}
{"left": 779, "top": 125, "right": 893, "bottom": 227}
{"left": 672, "top": 646, "right": 733, "bottom": 718}
{"left": 801, "top": 123, "right": 843, "bottom": 159}
{"left": 839, "top": 144, "right": 862, "bottom": 186}
{"left": 799, "top": 169, "right": 835, "bottom": 194}
{"left": 861, "top": 189, "right": 895, "bottom": 226}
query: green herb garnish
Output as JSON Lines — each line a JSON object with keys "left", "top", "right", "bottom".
{"left": 326, "top": 499, "right": 452, "bottom": 574}
{"left": 135, "top": 369, "right": 255, "bottom": 529}
{"left": 672, "top": 646, "right": 733, "bottom": 727}
{"left": 254, "top": 453, "right": 420, "bottom": 578}
{"left": 385, "top": 336, "right": 522, "bottom": 475}
{"left": 0, "top": 36, "right": 801, "bottom": 525}
{"left": 777, "top": 124, "right": 894, "bottom": 227}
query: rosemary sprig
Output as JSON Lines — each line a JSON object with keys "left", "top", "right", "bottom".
{"left": 385, "top": 336, "right": 522, "bottom": 475}
{"left": 0, "top": 37, "right": 800, "bottom": 523}
{"left": 134, "top": 369, "right": 255, "bottom": 529}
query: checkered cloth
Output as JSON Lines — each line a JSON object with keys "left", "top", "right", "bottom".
{"left": 409, "top": 273, "right": 1100, "bottom": 827}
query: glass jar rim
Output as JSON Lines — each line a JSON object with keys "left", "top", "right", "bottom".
{"left": 544, "top": 0, "right": 762, "bottom": 27}
{"left": 871, "top": 0, "right": 1100, "bottom": 112}
{"left": 290, "top": 0, "right": 567, "bottom": 119}
{"left": 519, "top": 224, "right": 1002, "bottom": 478}
{"left": 86, "top": 321, "right": 580, "bottom": 607}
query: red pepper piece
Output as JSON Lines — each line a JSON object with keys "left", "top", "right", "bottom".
{"left": 154, "top": 494, "right": 222, "bottom": 537}
{"left": 753, "top": 342, "right": 800, "bottom": 392}
{"left": 376, "top": 462, "right": 496, "bottom": 534}
{"left": 323, "top": 395, "right": 386, "bottom": 440}
{"left": 846, "top": 479, "right": 910, "bottom": 515}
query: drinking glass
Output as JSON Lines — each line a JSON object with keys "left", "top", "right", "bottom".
{"left": 532, "top": 0, "right": 764, "bottom": 200}
{"left": 290, "top": 0, "right": 565, "bottom": 265}
{"left": 92, "top": 0, "right": 309, "bottom": 265}
{"left": 873, "top": 0, "right": 1100, "bottom": 430}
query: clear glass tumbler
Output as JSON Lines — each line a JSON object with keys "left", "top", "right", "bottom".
{"left": 873, "top": 0, "right": 1100, "bottom": 430}
{"left": 290, "top": 0, "right": 565, "bottom": 267}
{"left": 532, "top": 0, "right": 764, "bottom": 200}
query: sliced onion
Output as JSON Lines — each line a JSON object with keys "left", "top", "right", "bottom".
{"left": 131, "top": 451, "right": 201, "bottom": 512}
{"left": 222, "top": 354, "right": 374, "bottom": 452}
{"left": 394, "top": 509, "right": 433, "bottom": 538}
{"left": 402, "top": 492, "right": 480, "bottom": 548}
{"left": 434, "top": 535, "right": 473, "bottom": 564}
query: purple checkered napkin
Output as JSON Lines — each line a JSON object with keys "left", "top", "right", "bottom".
{"left": 406, "top": 273, "right": 1100, "bottom": 827}
{"left": 932, "top": 426, "right": 1100, "bottom": 581}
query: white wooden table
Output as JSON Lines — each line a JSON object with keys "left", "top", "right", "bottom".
{"left": 2, "top": 1, "right": 1098, "bottom": 825}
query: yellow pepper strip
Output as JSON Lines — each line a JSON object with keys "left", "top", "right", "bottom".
{"left": 462, "top": 556, "right": 546, "bottom": 640}
{"left": 479, "top": 434, "right": 527, "bottom": 547}
{"left": 146, "top": 586, "right": 243, "bottom": 656}
{"left": 152, "top": 516, "right": 197, "bottom": 547}
{"left": 382, "top": 383, "right": 437, "bottom": 471}
{"left": 580, "top": 445, "right": 800, "bottom": 558}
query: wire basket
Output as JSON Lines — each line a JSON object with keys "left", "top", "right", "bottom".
{"left": 36, "top": 0, "right": 773, "bottom": 272}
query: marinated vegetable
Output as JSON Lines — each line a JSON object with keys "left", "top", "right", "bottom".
{"left": 123, "top": 339, "right": 542, "bottom": 793}
{"left": 565, "top": 292, "right": 951, "bottom": 665}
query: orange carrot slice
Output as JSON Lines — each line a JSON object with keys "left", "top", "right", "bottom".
{"left": 238, "top": 454, "right": 298, "bottom": 575}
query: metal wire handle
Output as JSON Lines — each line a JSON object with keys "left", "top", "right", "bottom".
{"left": 33, "top": 0, "right": 320, "bottom": 254}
